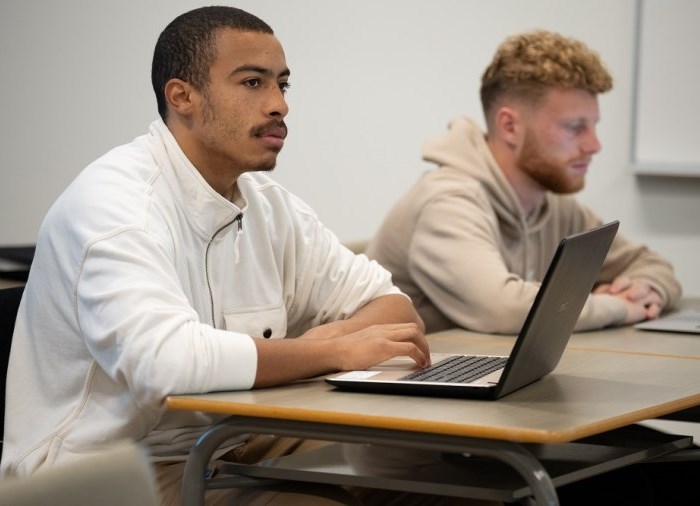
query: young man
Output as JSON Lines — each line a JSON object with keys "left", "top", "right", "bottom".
{"left": 0, "top": 7, "right": 446, "bottom": 505}
{"left": 366, "top": 30, "right": 682, "bottom": 334}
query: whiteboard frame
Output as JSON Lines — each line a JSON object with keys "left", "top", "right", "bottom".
{"left": 630, "top": 0, "right": 700, "bottom": 177}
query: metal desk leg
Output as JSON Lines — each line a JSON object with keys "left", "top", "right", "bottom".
{"left": 182, "top": 417, "right": 559, "bottom": 506}
{"left": 462, "top": 439, "right": 558, "bottom": 506}
{"left": 182, "top": 423, "right": 251, "bottom": 506}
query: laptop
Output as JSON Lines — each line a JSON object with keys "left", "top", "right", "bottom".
{"left": 326, "top": 220, "right": 620, "bottom": 400}
{"left": 634, "top": 310, "right": 700, "bottom": 334}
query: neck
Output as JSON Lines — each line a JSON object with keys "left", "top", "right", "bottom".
{"left": 221, "top": 183, "right": 242, "bottom": 204}
{"left": 487, "top": 135, "right": 545, "bottom": 216}
{"left": 167, "top": 118, "right": 242, "bottom": 200}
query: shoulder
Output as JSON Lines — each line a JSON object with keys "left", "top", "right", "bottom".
{"left": 238, "top": 173, "right": 318, "bottom": 220}
{"left": 42, "top": 137, "right": 161, "bottom": 244}
{"left": 414, "top": 168, "right": 488, "bottom": 203}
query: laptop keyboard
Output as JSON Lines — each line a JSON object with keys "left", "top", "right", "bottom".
{"left": 399, "top": 355, "right": 508, "bottom": 383}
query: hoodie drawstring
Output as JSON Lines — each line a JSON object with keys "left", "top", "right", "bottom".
{"left": 233, "top": 213, "right": 244, "bottom": 264}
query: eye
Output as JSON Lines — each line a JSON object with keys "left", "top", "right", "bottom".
{"left": 244, "top": 78, "right": 262, "bottom": 88}
{"left": 279, "top": 81, "right": 291, "bottom": 94}
{"left": 567, "top": 122, "right": 586, "bottom": 135}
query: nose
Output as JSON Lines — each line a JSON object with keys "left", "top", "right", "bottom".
{"left": 582, "top": 128, "right": 602, "bottom": 155}
{"left": 265, "top": 86, "right": 289, "bottom": 119}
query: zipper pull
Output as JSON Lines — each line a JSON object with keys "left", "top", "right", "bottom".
{"left": 233, "top": 213, "right": 244, "bottom": 264}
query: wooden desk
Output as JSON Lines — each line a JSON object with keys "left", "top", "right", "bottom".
{"left": 432, "top": 298, "right": 700, "bottom": 359}
{"left": 434, "top": 301, "right": 700, "bottom": 428}
{"left": 166, "top": 336, "right": 700, "bottom": 505}
{"left": 572, "top": 298, "right": 700, "bottom": 358}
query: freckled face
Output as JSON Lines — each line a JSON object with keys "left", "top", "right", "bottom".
{"left": 516, "top": 88, "right": 602, "bottom": 194}
{"left": 192, "top": 29, "right": 291, "bottom": 175}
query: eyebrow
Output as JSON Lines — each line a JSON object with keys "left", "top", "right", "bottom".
{"left": 232, "top": 65, "right": 291, "bottom": 79}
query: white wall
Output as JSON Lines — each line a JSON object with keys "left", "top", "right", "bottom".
{"left": 1, "top": 0, "right": 699, "bottom": 296}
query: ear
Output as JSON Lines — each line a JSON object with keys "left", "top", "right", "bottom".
{"left": 164, "top": 78, "right": 197, "bottom": 118}
{"left": 493, "top": 106, "right": 521, "bottom": 148}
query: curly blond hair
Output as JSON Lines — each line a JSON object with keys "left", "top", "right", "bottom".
{"left": 480, "top": 30, "right": 613, "bottom": 120}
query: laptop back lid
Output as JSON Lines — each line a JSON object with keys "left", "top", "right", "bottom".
{"left": 493, "top": 220, "right": 619, "bottom": 398}
{"left": 325, "top": 221, "right": 619, "bottom": 399}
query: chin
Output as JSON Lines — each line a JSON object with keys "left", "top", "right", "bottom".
{"left": 566, "top": 180, "right": 585, "bottom": 194}
{"left": 250, "top": 153, "right": 279, "bottom": 173}
{"left": 256, "top": 161, "right": 277, "bottom": 173}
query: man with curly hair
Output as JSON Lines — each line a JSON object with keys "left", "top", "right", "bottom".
{"left": 366, "top": 30, "right": 682, "bottom": 335}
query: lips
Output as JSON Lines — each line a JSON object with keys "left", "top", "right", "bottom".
{"left": 571, "top": 158, "right": 591, "bottom": 173}
{"left": 259, "top": 125, "right": 287, "bottom": 140}
{"left": 255, "top": 124, "right": 287, "bottom": 150}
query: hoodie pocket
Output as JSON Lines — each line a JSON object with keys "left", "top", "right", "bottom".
{"left": 222, "top": 304, "right": 287, "bottom": 339}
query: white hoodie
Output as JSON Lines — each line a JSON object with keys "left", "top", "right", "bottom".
{"left": 1, "top": 120, "right": 400, "bottom": 477}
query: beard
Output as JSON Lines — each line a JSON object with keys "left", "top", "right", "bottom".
{"left": 200, "top": 91, "right": 282, "bottom": 173}
{"left": 517, "top": 128, "right": 585, "bottom": 194}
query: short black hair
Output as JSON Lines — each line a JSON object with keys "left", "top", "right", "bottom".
{"left": 151, "top": 6, "right": 274, "bottom": 121}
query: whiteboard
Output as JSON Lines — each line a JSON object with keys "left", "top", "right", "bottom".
{"left": 631, "top": 0, "right": 700, "bottom": 176}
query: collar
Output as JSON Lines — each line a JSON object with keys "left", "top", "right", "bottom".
{"left": 147, "top": 119, "right": 244, "bottom": 239}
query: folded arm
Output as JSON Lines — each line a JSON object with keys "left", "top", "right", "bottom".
{"left": 254, "top": 294, "right": 428, "bottom": 388}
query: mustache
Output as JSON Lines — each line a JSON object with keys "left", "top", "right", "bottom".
{"left": 252, "top": 120, "right": 288, "bottom": 138}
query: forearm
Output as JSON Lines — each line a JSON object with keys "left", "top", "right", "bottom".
{"left": 253, "top": 320, "right": 428, "bottom": 388}
{"left": 601, "top": 234, "right": 682, "bottom": 309}
{"left": 301, "top": 294, "right": 425, "bottom": 339}
{"left": 253, "top": 337, "right": 338, "bottom": 388}
{"left": 345, "top": 293, "right": 424, "bottom": 330}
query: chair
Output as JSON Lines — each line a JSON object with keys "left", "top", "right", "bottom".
{"left": 0, "top": 246, "right": 34, "bottom": 282}
{"left": 0, "top": 285, "right": 24, "bottom": 445}
{"left": 0, "top": 440, "right": 161, "bottom": 506}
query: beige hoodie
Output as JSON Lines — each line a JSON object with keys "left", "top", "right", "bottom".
{"left": 366, "top": 116, "right": 682, "bottom": 334}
